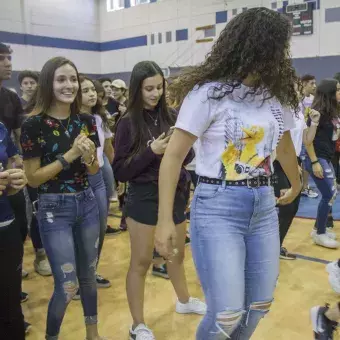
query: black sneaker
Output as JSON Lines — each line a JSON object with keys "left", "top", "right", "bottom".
{"left": 72, "top": 289, "right": 81, "bottom": 301}
{"left": 24, "top": 321, "right": 32, "bottom": 334}
{"left": 280, "top": 247, "right": 296, "bottom": 260}
{"left": 185, "top": 235, "right": 191, "bottom": 246}
{"left": 106, "top": 225, "right": 122, "bottom": 236}
{"left": 327, "top": 215, "right": 334, "bottom": 229}
{"left": 119, "top": 217, "right": 127, "bottom": 231}
{"left": 152, "top": 264, "right": 169, "bottom": 279}
{"left": 311, "top": 305, "right": 338, "bottom": 339}
{"left": 96, "top": 274, "right": 111, "bottom": 288}
{"left": 21, "top": 292, "right": 29, "bottom": 303}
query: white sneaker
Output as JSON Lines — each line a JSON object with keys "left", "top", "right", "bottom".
{"left": 176, "top": 297, "right": 207, "bottom": 315}
{"left": 326, "top": 261, "right": 340, "bottom": 293}
{"left": 34, "top": 258, "right": 52, "bottom": 276}
{"left": 22, "top": 269, "right": 29, "bottom": 279}
{"left": 311, "top": 229, "right": 337, "bottom": 240}
{"left": 129, "top": 324, "right": 155, "bottom": 340}
{"left": 313, "top": 233, "right": 339, "bottom": 249}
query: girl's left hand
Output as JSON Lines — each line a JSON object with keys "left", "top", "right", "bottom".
{"left": 276, "top": 187, "right": 300, "bottom": 205}
{"left": 155, "top": 221, "right": 178, "bottom": 260}
{"left": 77, "top": 137, "right": 96, "bottom": 162}
{"left": 7, "top": 168, "right": 27, "bottom": 190}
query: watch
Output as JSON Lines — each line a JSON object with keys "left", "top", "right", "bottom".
{"left": 56, "top": 154, "right": 70, "bottom": 170}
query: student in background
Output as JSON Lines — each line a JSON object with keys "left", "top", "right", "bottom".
{"left": 79, "top": 74, "right": 116, "bottom": 292}
{"left": 93, "top": 80, "right": 121, "bottom": 234}
{"left": 98, "top": 77, "right": 119, "bottom": 116}
{"left": 0, "top": 42, "right": 33, "bottom": 312}
{"left": 0, "top": 121, "right": 28, "bottom": 339}
{"left": 18, "top": 70, "right": 39, "bottom": 108}
{"left": 111, "top": 79, "right": 128, "bottom": 119}
{"left": 304, "top": 79, "right": 340, "bottom": 249}
{"left": 300, "top": 74, "right": 319, "bottom": 199}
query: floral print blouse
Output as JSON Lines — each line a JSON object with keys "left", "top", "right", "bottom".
{"left": 21, "top": 113, "right": 99, "bottom": 194}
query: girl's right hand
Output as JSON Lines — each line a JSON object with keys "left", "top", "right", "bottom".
{"left": 150, "top": 133, "right": 171, "bottom": 155}
{"left": 312, "top": 161, "right": 324, "bottom": 179}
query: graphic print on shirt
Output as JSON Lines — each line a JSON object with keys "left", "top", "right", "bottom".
{"left": 220, "top": 106, "right": 284, "bottom": 180}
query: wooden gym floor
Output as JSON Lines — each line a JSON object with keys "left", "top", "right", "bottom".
{"left": 21, "top": 203, "right": 340, "bottom": 340}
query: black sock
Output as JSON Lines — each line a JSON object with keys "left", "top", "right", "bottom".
{"left": 337, "top": 259, "right": 340, "bottom": 268}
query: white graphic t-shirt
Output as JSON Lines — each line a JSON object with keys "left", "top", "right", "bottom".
{"left": 290, "top": 104, "right": 307, "bottom": 156}
{"left": 176, "top": 83, "right": 295, "bottom": 181}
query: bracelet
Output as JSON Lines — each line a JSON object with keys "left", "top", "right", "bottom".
{"left": 311, "top": 121, "right": 319, "bottom": 126}
{"left": 311, "top": 160, "right": 319, "bottom": 165}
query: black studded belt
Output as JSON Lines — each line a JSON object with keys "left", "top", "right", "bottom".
{"left": 198, "top": 175, "right": 277, "bottom": 188}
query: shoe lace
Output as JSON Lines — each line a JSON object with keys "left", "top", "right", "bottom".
{"left": 96, "top": 274, "right": 104, "bottom": 280}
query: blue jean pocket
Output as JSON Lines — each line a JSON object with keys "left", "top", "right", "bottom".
{"left": 196, "top": 183, "right": 222, "bottom": 199}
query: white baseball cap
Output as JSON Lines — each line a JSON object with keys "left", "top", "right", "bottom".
{"left": 111, "top": 79, "right": 127, "bottom": 90}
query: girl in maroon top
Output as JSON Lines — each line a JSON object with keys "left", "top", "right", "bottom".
{"left": 113, "top": 61, "right": 206, "bottom": 340}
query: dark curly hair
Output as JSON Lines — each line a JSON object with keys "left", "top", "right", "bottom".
{"left": 169, "top": 7, "right": 300, "bottom": 112}
{"left": 312, "top": 78, "right": 340, "bottom": 120}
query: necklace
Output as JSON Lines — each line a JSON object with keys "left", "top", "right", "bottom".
{"left": 147, "top": 112, "right": 158, "bottom": 126}
{"left": 57, "top": 115, "right": 71, "bottom": 138}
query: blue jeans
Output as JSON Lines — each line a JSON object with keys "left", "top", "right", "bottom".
{"left": 88, "top": 169, "right": 108, "bottom": 261}
{"left": 37, "top": 188, "right": 100, "bottom": 339}
{"left": 304, "top": 157, "right": 337, "bottom": 234}
{"left": 190, "top": 182, "right": 279, "bottom": 340}
{"left": 102, "top": 155, "right": 115, "bottom": 206}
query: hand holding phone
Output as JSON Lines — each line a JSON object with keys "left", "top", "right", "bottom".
{"left": 166, "top": 126, "right": 175, "bottom": 138}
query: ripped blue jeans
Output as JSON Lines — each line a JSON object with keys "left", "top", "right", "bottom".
{"left": 304, "top": 157, "right": 337, "bottom": 234}
{"left": 37, "top": 188, "right": 100, "bottom": 339}
{"left": 190, "top": 183, "right": 279, "bottom": 340}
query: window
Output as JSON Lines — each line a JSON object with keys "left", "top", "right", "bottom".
{"left": 204, "top": 26, "right": 216, "bottom": 38}
{"left": 151, "top": 34, "right": 155, "bottom": 45}
{"left": 166, "top": 31, "right": 172, "bottom": 43}
{"left": 131, "top": 0, "right": 150, "bottom": 6}
{"left": 158, "top": 33, "right": 162, "bottom": 44}
{"left": 107, "top": 0, "right": 125, "bottom": 12}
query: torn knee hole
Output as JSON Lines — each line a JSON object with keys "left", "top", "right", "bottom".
{"left": 216, "top": 310, "right": 243, "bottom": 336}
{"left": 63, "top": 281, "right": 79, "bottom": 302}
{"left": 61, "top": 263, "right": 75, "bottom": 274}
{"left": 250, "top": 301, "right": 272, "bottom": 311}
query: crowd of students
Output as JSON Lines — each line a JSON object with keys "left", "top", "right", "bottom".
{"left": 1, "top": 6, "right": 340, "bottom": 340}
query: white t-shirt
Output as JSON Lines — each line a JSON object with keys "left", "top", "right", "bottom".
{"left": 301, "top": 94, "right": 314, "bottom": 112}
{"left": 290, "top": 104, "right": 307, "bottom": 156}
{"left": 94, "top": 114, "right": 112, "bottom": 167}
{"left": 176, "top": 83, "right": 295, "bottom": 181}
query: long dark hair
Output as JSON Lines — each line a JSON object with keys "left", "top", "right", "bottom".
{"left": 122, "top": 61, "right": 176, "bottom": 158}
{"left": 168, "top": 7, "right": 300, "bottom": 112}
{"left": 312, "top": 79, "right": 340, "bottom": 120}
{"left": 79, "top": 75, "right": 109, "bottom": 130}
{"left": 29, "top": 57, "right": 81, "bottom": 116}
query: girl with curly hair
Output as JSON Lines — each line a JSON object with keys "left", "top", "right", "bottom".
{"left": 155, "top": 8, "right": 301, "bottom": 340}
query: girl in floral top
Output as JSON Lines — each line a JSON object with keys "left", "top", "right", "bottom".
{"left": 20, "top": 57, "right": 106, "bottom": 340}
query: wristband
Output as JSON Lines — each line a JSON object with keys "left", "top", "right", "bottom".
{"left": 311, "top": 121, "right": 319, "bottom": 126}
{"left": 311, "top": 160, "right": 319, "bottom": 165}
{"left": 56, "top": 154, "right": 70, "bottom": 170}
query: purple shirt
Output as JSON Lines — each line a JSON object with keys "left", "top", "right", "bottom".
{"left": 112, "top": 111, "right": 193, "bottom": 189}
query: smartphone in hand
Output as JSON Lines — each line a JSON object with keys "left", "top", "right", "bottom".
{"left": 166, "top": 126, "right": 175, "bottom": 138}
